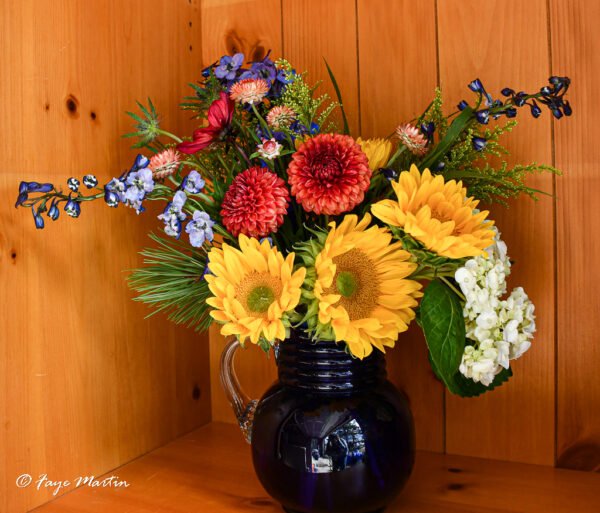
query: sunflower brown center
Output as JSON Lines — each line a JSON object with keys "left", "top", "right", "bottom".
{"left": 235, "top": 272, "right": 282, "bottom": 315}
{"left": 327, "top": 248, "right": 380, "bottom": 321}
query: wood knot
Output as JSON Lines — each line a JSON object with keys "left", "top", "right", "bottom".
{"left": 90, "top": 111, "right": 97, "bottom": 120}
{"left": 10, "top": 250, "right": 17, "bottom": 261}
{"left": 65, "top": 95, "right": 79, "bottom": 118}
{"left": 192, "top": 384, "right": 201, "bottom": 400}
{"left": 225, "top": 30, "right": 244, "bottom": 55}
{"left": 447, "top": 483, "right": 465, "bottom": 491}
{"left": 557, "top": 441, "right": 600, "bottom": 471}
{"left": 447, "top": 467, "right": 462, "bottom": 473}
{"left": 250, "top": 44, "right": 266, "bottom": 62}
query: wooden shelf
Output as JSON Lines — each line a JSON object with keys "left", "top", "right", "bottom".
{"left": 31, "top": 422, "right": 600, "bottom": 513}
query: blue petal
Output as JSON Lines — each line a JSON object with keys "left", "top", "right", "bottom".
{"left": 472, "top": 137, "right": 487, "bottom": 151}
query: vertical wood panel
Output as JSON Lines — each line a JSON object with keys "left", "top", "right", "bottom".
{"left": 0, "top": 1, "right": 210, "bottom": 511}
{"left": 438, "top": 0, "right": 555, "bottom": 465}
{"left": 357, "top": 0, "right": 444, "bottom": 453}
{"left": 201, "top": 0, "right": 282, "bottom": 423}
{"left": 282, "top": 0, "right": 359, "bottom": 135}
{"left": 551, "top": 0, "right": 600, "bottom": 471}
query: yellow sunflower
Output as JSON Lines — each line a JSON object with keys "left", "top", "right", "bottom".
{"left": 206, "top": 235, "right": 306, "bottom": 345}
{"left": 371, "top": 165, "right": 495, "bottom": 259}
{"left": 309, "top": 214, "right": 422, "bottom": 359}
{"left": 356, "top": 137, "right": 393, "bottom": 170}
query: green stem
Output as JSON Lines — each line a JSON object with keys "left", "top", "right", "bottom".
{"left": 387, "top": 145, "right": 407, "bottom": 167}
{"left": 439, "top": 276, "right": 465, "bottom": 301}
{"left": 251, "top": 103, "right": 273, "bottom": 139}
{"left": 156, "top": 129, "right": 183, "bottom": 143}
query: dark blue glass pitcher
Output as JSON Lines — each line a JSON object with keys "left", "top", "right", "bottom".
{"left": 220, "top": 329, "right": 415, "bottom": 513}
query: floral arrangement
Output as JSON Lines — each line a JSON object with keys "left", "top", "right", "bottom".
{"left": 15, "top": 52, "right": 571, "bottom": 397}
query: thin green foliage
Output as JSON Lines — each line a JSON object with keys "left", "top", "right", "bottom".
{"left": 128, "top": 233, "right": 213, "bottom": 331}
{"left": 324, "top": 59, "right": 350, "bottom": 135}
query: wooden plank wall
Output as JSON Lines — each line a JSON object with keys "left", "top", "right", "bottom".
{"left": 204, "top": 0, "right": 600, "bottom": 471}
{"left": 0, "top": 1, "right": 211, "bottom": 512}
{"left": 2, "top": 4, "right": 598, "bottom": 512}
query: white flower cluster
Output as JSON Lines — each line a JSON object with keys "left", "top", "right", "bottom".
{"left": 455, "top": 230, "right": 536, "bottom": 386}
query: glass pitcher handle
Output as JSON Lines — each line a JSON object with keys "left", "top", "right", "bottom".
{"left": 219, "top": 337, "right": 258, "bottom": 444}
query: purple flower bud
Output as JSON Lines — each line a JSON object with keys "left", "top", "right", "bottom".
{"left": 501, "top": 87, "right": 514, "bottom": 97}
{"left": 530, "top": 100, "right": 542, "bottom": 118}
{"left": 475, "top": 109, "right": 490, "bottom": 124}
{"left": 104, "top": 188, "right": 119, "bottom": 207}
{"left": 468, "top": 79, "right": 484, "bottom": 93}
{"left": 20, "top": 181, "right": 53, "bottom": 193}
{"left": 514, "top": 92, "right": 527, "bottom": 107}
{"left": 64, "top": 197, "right": 81, "bottom": 218}
{"left": 32, "top": 207, "right": 45, "bottom": 229}
{"left": 420, "top": 122, "right": 435, "bottom": 139}
{"left": 83, "top": 174, "right": 98, "bottom": 188}
{"left": 472, "top": 137, "right": 487, "bottom": 151}
{"left": 67, "top": 177, "right": 80, "bottom": 192}
{"left": 15, "top": 191, "right": 28, "bottom": 208}
{"left": 133, "top": 154, "right": 150, "bottom": 171}
{"left": 381, "top": 168, "right": 398, "bottom": 181}
{"left": 457, "top": 100, "right": 469, "bottom": 111}
{"left": 47, "top": 200, "right": 60, "bottom": 220}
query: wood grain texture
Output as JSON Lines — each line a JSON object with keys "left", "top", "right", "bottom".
{"left": 201, "top": 0, "right": 282, "bottom": 423}
{"left": 282, "top": 0, "right": 360, "bottom": 135}
{"left": 0, "top": 2, "right": 210, "bottom": 512}
{"left": 550, "top": 0, "right": 600, "bottom": 471}
{"left": 437, "top": 0, "right": 556, "bottom": 466}
{"left": 31, "top": 422, "right": 600, "bottom": 513}
{"left": 357, "top": 0, "right": 444, "bottom": 453}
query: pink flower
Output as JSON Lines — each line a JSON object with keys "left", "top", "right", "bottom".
{"left": 149, "top": 148, "right": 181, "bottom": 179}
{"left": 229, "top": 78, "right": 270, "bottom": 105}
{"left": 257, "top": 138, "right": 282, "bottom": 160}
{"left": 266, "top": 106, "right": 296, "bottom": 128}
{"left": 395, "top": 123, "right": 428, "bottom": 156}
{"left": 177, "top": 92, "right": 234, "bottom": 154}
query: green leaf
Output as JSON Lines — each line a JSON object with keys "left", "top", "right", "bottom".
{"left": 420, "top": 280, "right": 466, "bottom": 391}
{"left": 323, "top": 59, "right": 350, "bottom": 135}
{"left": 420, "top": 106, "right": 474, "bottom": 170}
{"left": 449, "top": 367, "right": 513, "bottom": 397}
{"left": 127, "top": 232, "right": 213, "bottom": 331}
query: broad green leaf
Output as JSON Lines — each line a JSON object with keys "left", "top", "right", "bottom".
{"left": 420, "top": 280, "right": 466, "bottom": 390}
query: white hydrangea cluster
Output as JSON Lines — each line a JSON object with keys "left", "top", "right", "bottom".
{"left": 455, "top": 230, "right": 536, "bottom": 386}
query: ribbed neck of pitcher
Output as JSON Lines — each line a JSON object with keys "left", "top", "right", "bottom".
{"left": 276, "top": 330, "right": 386, "bottom": 393}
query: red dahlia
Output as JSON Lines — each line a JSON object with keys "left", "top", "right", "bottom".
{"left": 221, "top": 167, "right": 290, "bottom": 238}
{"left": 287, "top": 134, "right": 371, "bottom": 215}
